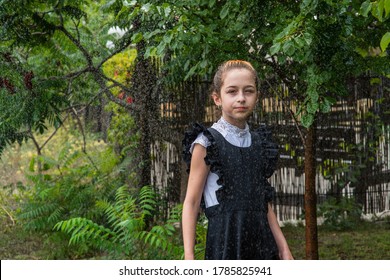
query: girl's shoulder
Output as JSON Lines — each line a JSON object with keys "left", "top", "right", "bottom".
{"left": 182, "top": 123, "right": 213, "bottom": 166}
{"left": 252, "top": 124, "right": 279, "bottom": 178}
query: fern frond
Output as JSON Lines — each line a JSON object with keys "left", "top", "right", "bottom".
{"left": 19, "top": 203, "right": 58, "bottom": 220}
{"left": 115, "top": 185, "right": 131, "bottom": 204}
{"left": 47, "top": 206, "right": 64, "bottom": 224}
{"left": 136, "top": 222, "right": 177, "bottom": 253}
{"left": 115, "top": 216, "right": 144, "bottom": 233}
{"left": 61, "top": 150, "right": 82, "bottom": 171}
{"left": 54, "top": 217, "right": 116, "bottom": 246}
{"left": 166, "top": 204, "right": 183, "bottom": 224}
{"left": 138, "top": 186, "right": 157, "bottom": 217}
{"left": 57, "top": 143, "right": 71, "bottom": 163}
{"left": 36, "top": 155, "right": 58, "bottom": 171}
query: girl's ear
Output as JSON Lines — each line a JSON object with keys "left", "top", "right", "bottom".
{"left": 212, "top": 92, "right": 221, "bottom": 106}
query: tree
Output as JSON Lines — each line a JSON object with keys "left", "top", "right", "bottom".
{"left": 120, "top": 0, "right": 390, "bottom": 259}
{"left": 0, "top": 0, "right": 147, "bottom": 179}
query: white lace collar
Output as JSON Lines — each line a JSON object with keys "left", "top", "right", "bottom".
{"left": 216, "top": 117, "right": 249, "bottom": 138}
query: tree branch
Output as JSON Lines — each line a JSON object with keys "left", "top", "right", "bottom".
{"left": 40, "top": 114, "right": 69, "bottom": 151}
{"left": 264, "top": 79, "right": 306, "bottom": 148}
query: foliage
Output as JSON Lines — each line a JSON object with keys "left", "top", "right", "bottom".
{"left": 54, "top": 185, "right": 183, "bottom": 259}
{"left": 0, "top": 0, "right": 141, "bottom": 156}
{"left": 318, "top": 197, "right": 363, "bottom": 230}
{"left": 2, "top": 0, "right": 390, "bottom": 260}
{"left": 108, "top": 0, "right": 390, "bottom": 128}
{"left": 102, "top": 48, "right": 139, "bottom": 152}
{"left": 194, "top": 213, "right": 208, "bottom": 260}
{"left": 18, "top": 144, "right": 122, "bottom": 258}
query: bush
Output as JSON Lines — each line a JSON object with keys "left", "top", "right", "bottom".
{"left": 318, "top": 197, "right": 363, "bottom": 230}
{"left": 17, "top": 145, "right": 122, "bottom": 258}
{"left": 54, "top": 186, "right": 183, "bottom": 259}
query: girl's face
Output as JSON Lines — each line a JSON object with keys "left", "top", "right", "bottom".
{"left": 212, "top": 68, "right": 258, "bottom": 128}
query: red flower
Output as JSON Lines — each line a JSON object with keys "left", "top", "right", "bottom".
{"left": 3, "top": 79, "right": 15, "bottom": 94}
{"left": 118, "top": 92, "right": 125, "bottom": 99}
{"left": 24, "top": 71, "right": 34, "bottom": 90}
{"left": 126, "top": 97, "right": 134, "bottom": 104}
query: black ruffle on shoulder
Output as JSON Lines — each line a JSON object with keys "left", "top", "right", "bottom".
{"left": 253, "top": 124, "right": 279, "bottom": 203}
{"left": 182, "top": 123, "right": 224, "bottom": 186}
{"left": 182, "top": 122, "right": 205, "bottom": 171}
{"left": 254, "top": 124, "right": 279, "bottom": 178}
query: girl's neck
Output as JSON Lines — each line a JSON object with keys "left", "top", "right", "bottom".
{"left": 220, "top": 117, "right": 248, "bottom": 130}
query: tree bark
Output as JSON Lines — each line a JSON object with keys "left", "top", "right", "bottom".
{"left": 304, "top": 123, "right": 319, "bottom": 259}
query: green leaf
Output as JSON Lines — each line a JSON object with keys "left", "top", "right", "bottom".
{"left": 303, "top": 32, "right": 313, "bottom": 45}
{"left": 209, "top": 0, "right": 217, "bottom": 8}
{"left": 124, "top": 0, "right": 137, "bottom": 7}
{"left": 163, "top": 31, "right": 174, "bottom": 44}
{"left": 282, "top": 40, "right": 295, "bottom": 56}
{"left": 380, "top": 32, "right": 390, "bottom": 52}
{"left": 385, "top": 0, "right": 390, "bottom": 16}
{"left": 301, "top": 113, "right": 314, "bottom": 128}
{"left": 372, "top": 1, "right": 384, "bottom": 21}
{"left": 220, "top": 4, "right": 229, "bottom": 19}
{"left": 185, "top": 63, "right": 199, "bottom": 80}
{"left": 131, "top": 32, "right": 143, "bottom": 44}
{"left": 29, "top": 156, "right": 36, "bottom": 172}
{"left": 355, "top": 47, "right": 368, "bottom": 57}
{"left": 143, "top": 29, "right": 162, "bottom": 40}
{"left": 370, "top": 77, "right": 381, "bottom": 85}
{"left": 294, "top": 36, "right": 305, "bottom": 48}
{"left": 156, "top": 41, "right": 166, "bottom": 56}
{"left": 320, "top": 96, "right": 335, "bottom": 113}
{"left": 307, "top": 101, "right": 319, "bottom": 114}
{"left": 360, "top": 0, "right": 372, "bottom": 17}
{"left": 162, "top": 3, "right": 172, "bottom": 17}
{"left": 301, "top": 0, "right": 311, "bottom": 8}
{"left": 270, "top": 42, "right": 281, "bottom": 55}
{"left": 141, "top": 3, "right": 153, "bottom": 13}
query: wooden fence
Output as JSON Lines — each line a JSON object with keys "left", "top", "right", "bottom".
{"left": 150, "top": 75, "right": 390, "bottom": 221}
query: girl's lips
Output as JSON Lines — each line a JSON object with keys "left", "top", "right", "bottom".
{"left": 234, "top": 107, "right": 248, "bottom": 110}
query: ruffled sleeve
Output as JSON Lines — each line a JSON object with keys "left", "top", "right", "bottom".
{"left": 203, "top": 129, "right": 224, "bottom": 186}
{"left": 182, "top": 123, "right": 207, "bottom": 172}
{"left": 182, "top": 124, "right": 224, "bottom": 186}
{"left": 254, "top": 124, "right": 278, "bottom": 204}
{"left": 254, "top": 124, "right": 279, "bottom": 179}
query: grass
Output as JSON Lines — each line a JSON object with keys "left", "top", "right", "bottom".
{"left": 0, "top": 219, "right": 45, "bottom": 260}
{"left": 282, "top": 220, "right": 390, "bottom": 260}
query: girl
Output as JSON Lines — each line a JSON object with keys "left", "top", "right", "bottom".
{"left": 182, "top": 60, "right": 293, "bottom": 260}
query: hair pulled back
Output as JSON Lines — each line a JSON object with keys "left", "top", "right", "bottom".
{"left": 211, "top": 60, "right": 260, "bottom": 96}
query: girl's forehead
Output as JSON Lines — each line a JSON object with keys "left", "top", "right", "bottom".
{"left": 222, "top": 68, "right": 256, "bottom": 85}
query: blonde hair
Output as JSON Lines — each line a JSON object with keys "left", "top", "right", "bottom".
{"left": 211, "top": 60, "right": 260, "bottom": 97}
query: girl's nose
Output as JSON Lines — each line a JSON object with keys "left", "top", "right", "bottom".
{"left": 237, "top": 91, "right": 246, "bottom": 102}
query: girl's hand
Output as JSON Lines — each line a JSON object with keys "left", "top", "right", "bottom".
{"left": 279, "top": 249, "right": 294, "bottom": 260}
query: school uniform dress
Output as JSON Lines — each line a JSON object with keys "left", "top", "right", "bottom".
{"left": 183, "top": 118, "right": 279, "bottom": 260}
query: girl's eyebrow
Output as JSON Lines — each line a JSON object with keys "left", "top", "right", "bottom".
{"left": 225, "top": 85, "right": 255, "bottom": 88}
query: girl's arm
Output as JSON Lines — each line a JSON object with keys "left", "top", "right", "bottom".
{"left": 267, "top": 203, "right": 294, "bottom": 260}
{"left": 182, "top": 144, "right": 209, "bottom": 260}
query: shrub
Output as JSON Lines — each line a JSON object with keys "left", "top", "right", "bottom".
{"left": 318, "top": 197, "right": 363, "bottom": 230}
{"left": 54, "top": 185, "right": 183, "bottom": 259}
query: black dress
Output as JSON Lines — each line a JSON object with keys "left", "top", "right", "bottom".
{"left": 183, "top": 123, "right": 279, "bottom": 260}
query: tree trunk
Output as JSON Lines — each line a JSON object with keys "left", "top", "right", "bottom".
{"left": 131, "top": 37, "right": 159, "bottom": 188}
{"left": 304, "top": 123, "right": 319, "bottom": 259}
